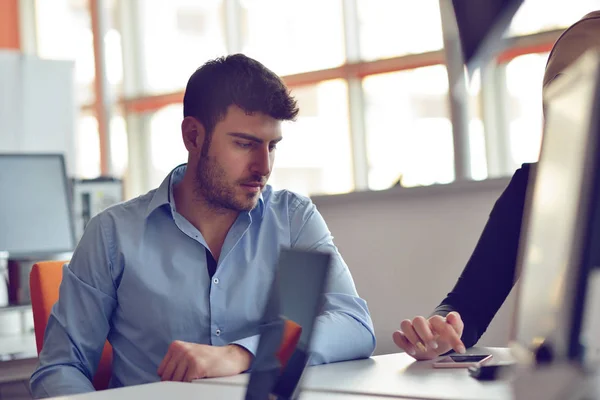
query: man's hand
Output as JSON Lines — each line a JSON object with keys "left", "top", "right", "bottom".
{"left": 157, "top": 341, "right": 252, "bottom": 382}
{"left": 392, "top": 312, "right": 466, "bottom": 360}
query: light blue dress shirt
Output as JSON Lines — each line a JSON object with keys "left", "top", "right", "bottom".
{"left": 30, "top": 165, "right": 375, "bottom": 398}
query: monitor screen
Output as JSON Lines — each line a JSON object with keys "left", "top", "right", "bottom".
{"left": 450, "top": 0, "right": 523, "bottom": 73}
{"left": 511, "top": 49, "right": 600, "bottom": 363}
{"left": 0, "top": 154, "right": 75, "bottom": 257}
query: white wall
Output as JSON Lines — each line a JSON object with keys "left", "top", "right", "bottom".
{"left": 0, "top": 51, "right": 76, "bottom": 175}
{"left": 312, "top": 177, "right": 518, "bottom": 356}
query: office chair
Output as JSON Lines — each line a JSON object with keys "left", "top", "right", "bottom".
{"left": 30, "top": 260, "right": 113, "bottom": 390}
{"left": 29, "top": 261, "right": 302, "bottom": 389}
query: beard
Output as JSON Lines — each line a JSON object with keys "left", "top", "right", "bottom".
{"left": 193, "top": 153, "right": 262, "bottom": 212}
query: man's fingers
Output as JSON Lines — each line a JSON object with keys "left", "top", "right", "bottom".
{"left": 157, "top": 350, "right": 172, "bottom": 376}
{"left": 430, "top": 316, "right": 466, "bottom": 354}
{"left": 393, "top": 330, "right": 416, "bottom": 356}
{"left": 171, "top": 358, "right": 189, "bottom": 382}
{"left": 412, "top": 316, "right": 437, "bottom": 350}
{"left": 400, "top": 319, "right": 426, "bottom": 352}
{"left": 160, "top": 358, "right": 178, "bottom": 381}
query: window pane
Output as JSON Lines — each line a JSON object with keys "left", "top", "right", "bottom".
{"left": 76, "top": 114, "right": 101, "bottom": 178}
{"left": 357, "top": 0, "right": 443, "bottom": 61}
{"left": 240, "top": 0, "right": 345, "bottom": 76}
{"left": 363, "top": 66, "right": 454, "bottom": 189}
{"left": 36, "top": 0, "right": 95, "bottom": 105}
{"left": 139, "top": 0, "right": 227, "bottom": 94}
{"left": 106, "top": 0, "right": 123, "bottom": 99}
{"left": 467, "top": 71, "right": 488, "bottom": 181}
{"left": 149, "top": 105, "right": 188, "bottom": 188}
{"left": 110, "top": 110, "right": 128, "bottom": 178}
{"left": 270, "top": 80, "right": 354, "bottom": 196}
{"left": 509, "top": 0, "right": 600, "bottom": 35}
{"left": 504, "top": 53, "right": 548, "bottom": 166}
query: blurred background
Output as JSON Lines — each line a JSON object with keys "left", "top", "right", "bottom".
{"left": 5, "top": 0, "right": 600, "bottom": 199}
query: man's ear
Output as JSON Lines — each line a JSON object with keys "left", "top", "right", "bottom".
{"left": 181, "top": 116, "right": 206, "bottom": 154}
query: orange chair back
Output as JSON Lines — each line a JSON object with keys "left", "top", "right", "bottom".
{"left": 30, "top": 261, "right": 113, "bottom": 390}
{"left": 276, "top": 319, "right": 302, "bottom": 367}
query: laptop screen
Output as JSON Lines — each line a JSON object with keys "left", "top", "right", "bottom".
{"left": 245, "top": 248, "right": 331, "bottom": 400}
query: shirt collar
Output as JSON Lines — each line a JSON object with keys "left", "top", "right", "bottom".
{"left": 145, "top": 164, "right": 265, "bottom": 219}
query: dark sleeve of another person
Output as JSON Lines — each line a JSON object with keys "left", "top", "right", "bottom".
{"left": 431, "top": 163, "right": 533, "bottom": 349}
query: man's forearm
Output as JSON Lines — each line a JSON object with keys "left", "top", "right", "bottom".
{"left": 30, "top": 365, "right": 95, "bottom": 399}
{"left": 308, "top": 311, "right": 376, "bottom": 365}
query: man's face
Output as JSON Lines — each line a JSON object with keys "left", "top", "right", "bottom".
{"left": 194, "top": 105, "right": 282, "bottom": 212}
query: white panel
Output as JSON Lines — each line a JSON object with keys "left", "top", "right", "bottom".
{"left": 21, "top": 55, "right": 77, "bottom": 175}
{"left": 0, "top": 51, "right": 22, "bottom": 152}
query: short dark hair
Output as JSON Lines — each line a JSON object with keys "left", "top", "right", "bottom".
{"left": 183, "top": 54, "right": 299, "bottom": 134}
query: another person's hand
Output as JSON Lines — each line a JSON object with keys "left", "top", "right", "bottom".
{"left": 158, "top": 341, "right": 252, "bottom": 381}
{"left": 392, "top": 311, "right": 466, "bottom": 360}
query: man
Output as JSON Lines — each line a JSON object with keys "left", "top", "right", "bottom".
{"left": 30, "top": 54, "right": 375, "bottom": 398}
{"left": 392, "top": 11, "right": 600, "bottom": 360}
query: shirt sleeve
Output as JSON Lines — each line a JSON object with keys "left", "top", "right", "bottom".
{"left": 30, "top": 214, "right": 118, "bottom": 399}
{"left": 431, "top": 163, "right": 532, "bottom": 348}
{"left": 289, "top": 195, "right": 376, "bottom": 365}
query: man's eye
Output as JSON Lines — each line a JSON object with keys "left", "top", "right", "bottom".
{"left": 237, "top": 142, "right": 252, "bottom": 149}
{"left": 269, "top": 144, "right": 278, "bottom": 151}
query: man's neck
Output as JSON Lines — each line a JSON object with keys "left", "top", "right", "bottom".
{"left": 173, "top": 173, "right": 238, "bottom": 260}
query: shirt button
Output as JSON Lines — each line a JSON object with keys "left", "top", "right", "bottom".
{"left": 213, "top": 278, "right": 219, "bottom": 284}
{"left": 215, "top": 329, "right": 221, "bottom": 336}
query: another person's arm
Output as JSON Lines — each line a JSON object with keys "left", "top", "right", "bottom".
{"left": 393, "top": 164, "right": 532, "bottom": 359}
{"left": 289, "top": 195, "right": 376, "bottom": 365}
{"left": 30, "top": 215, "right": 118, "bottom": 398}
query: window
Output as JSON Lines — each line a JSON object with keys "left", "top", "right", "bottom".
{"left": 363, "top": 65, "right": 454, "bottom": 189}
{"left": 149, "top": 105, "right": 188, "bottom": 188}
{"left": 105, "top": 0, "right": 123, "bottom": 100}
{"left": 356, "top": 0, "right": 443, "bottom": 61}
{"left": 110, "top": 110, "right": 128, "bottom": 178}
{"left": 504, "top": 53, "right": 548, "bottom": 167}
{"left": 35, "top": 0, "right": 95, "bottom": 105}
{"left": 270, "top": 80, "right": 354, "bottom": 196}
{"left": 76, "top": 113, "right": 101, "bottom": 178}
{"left": 467, "top": 71, "right": 488, "bottom": 181}
{"left": 138, "top": 0, "right": 227, "bottom": 94}
{"left": 239, "top": 0, "right": 345, "bottom": 76}
{"left": 509, "top": 0, "right": 600, "bottom": 35}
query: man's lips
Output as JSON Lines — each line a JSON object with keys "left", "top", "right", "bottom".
{"left": 240, "top": 182, "right": 264, "bottom": 192}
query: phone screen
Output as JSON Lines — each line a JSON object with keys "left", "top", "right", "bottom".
{"left": 448, "top": 355, "right": 489, "bottom": 363}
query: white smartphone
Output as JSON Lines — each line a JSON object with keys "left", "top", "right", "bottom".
{"left": 432, "top": 354, "right": 493, "bottom": 369}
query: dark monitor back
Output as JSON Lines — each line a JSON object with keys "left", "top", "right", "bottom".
{"left": 245, "top": 248, "right": 331, "bottom": 400}
{"left": 451, "top": 0, "right": 524, "bottom": 73}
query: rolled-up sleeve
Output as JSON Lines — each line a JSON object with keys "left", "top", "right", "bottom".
{"left": 289, "top": 198, "right": 376, "bottom": 365}
{"left": 30, "top": 214, "right": 118, "bottom": 399}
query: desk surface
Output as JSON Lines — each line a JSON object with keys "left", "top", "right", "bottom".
{"left": 47, "top": 347, "right": 514, "bottom": 400}
{"left": 48, "top": 381, "right": 419, "bottom": 400}
{"left": 200, "top": 347, "right": 513, "bottom": 400}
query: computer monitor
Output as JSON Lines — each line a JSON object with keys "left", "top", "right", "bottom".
{"left": 447, "top": 0, "right": 524, "bottom": 74}
{"left": 0, "top": 154, "right": 75, "bottom": 258}
{"left": 245, "top": 248, "right": 331, "bottom": 400}
{"left": 510, "top": 49, "right": 600, "bottom": 365}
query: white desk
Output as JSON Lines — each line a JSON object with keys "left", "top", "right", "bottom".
{"left": 47, "top": 381, "right": 418, "bottom": 399}
{"left": 200, "top": 347, "right": 513, "bottom": 400}
{"left": 47, "top": 347, "right": 514, "bottom": 400}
